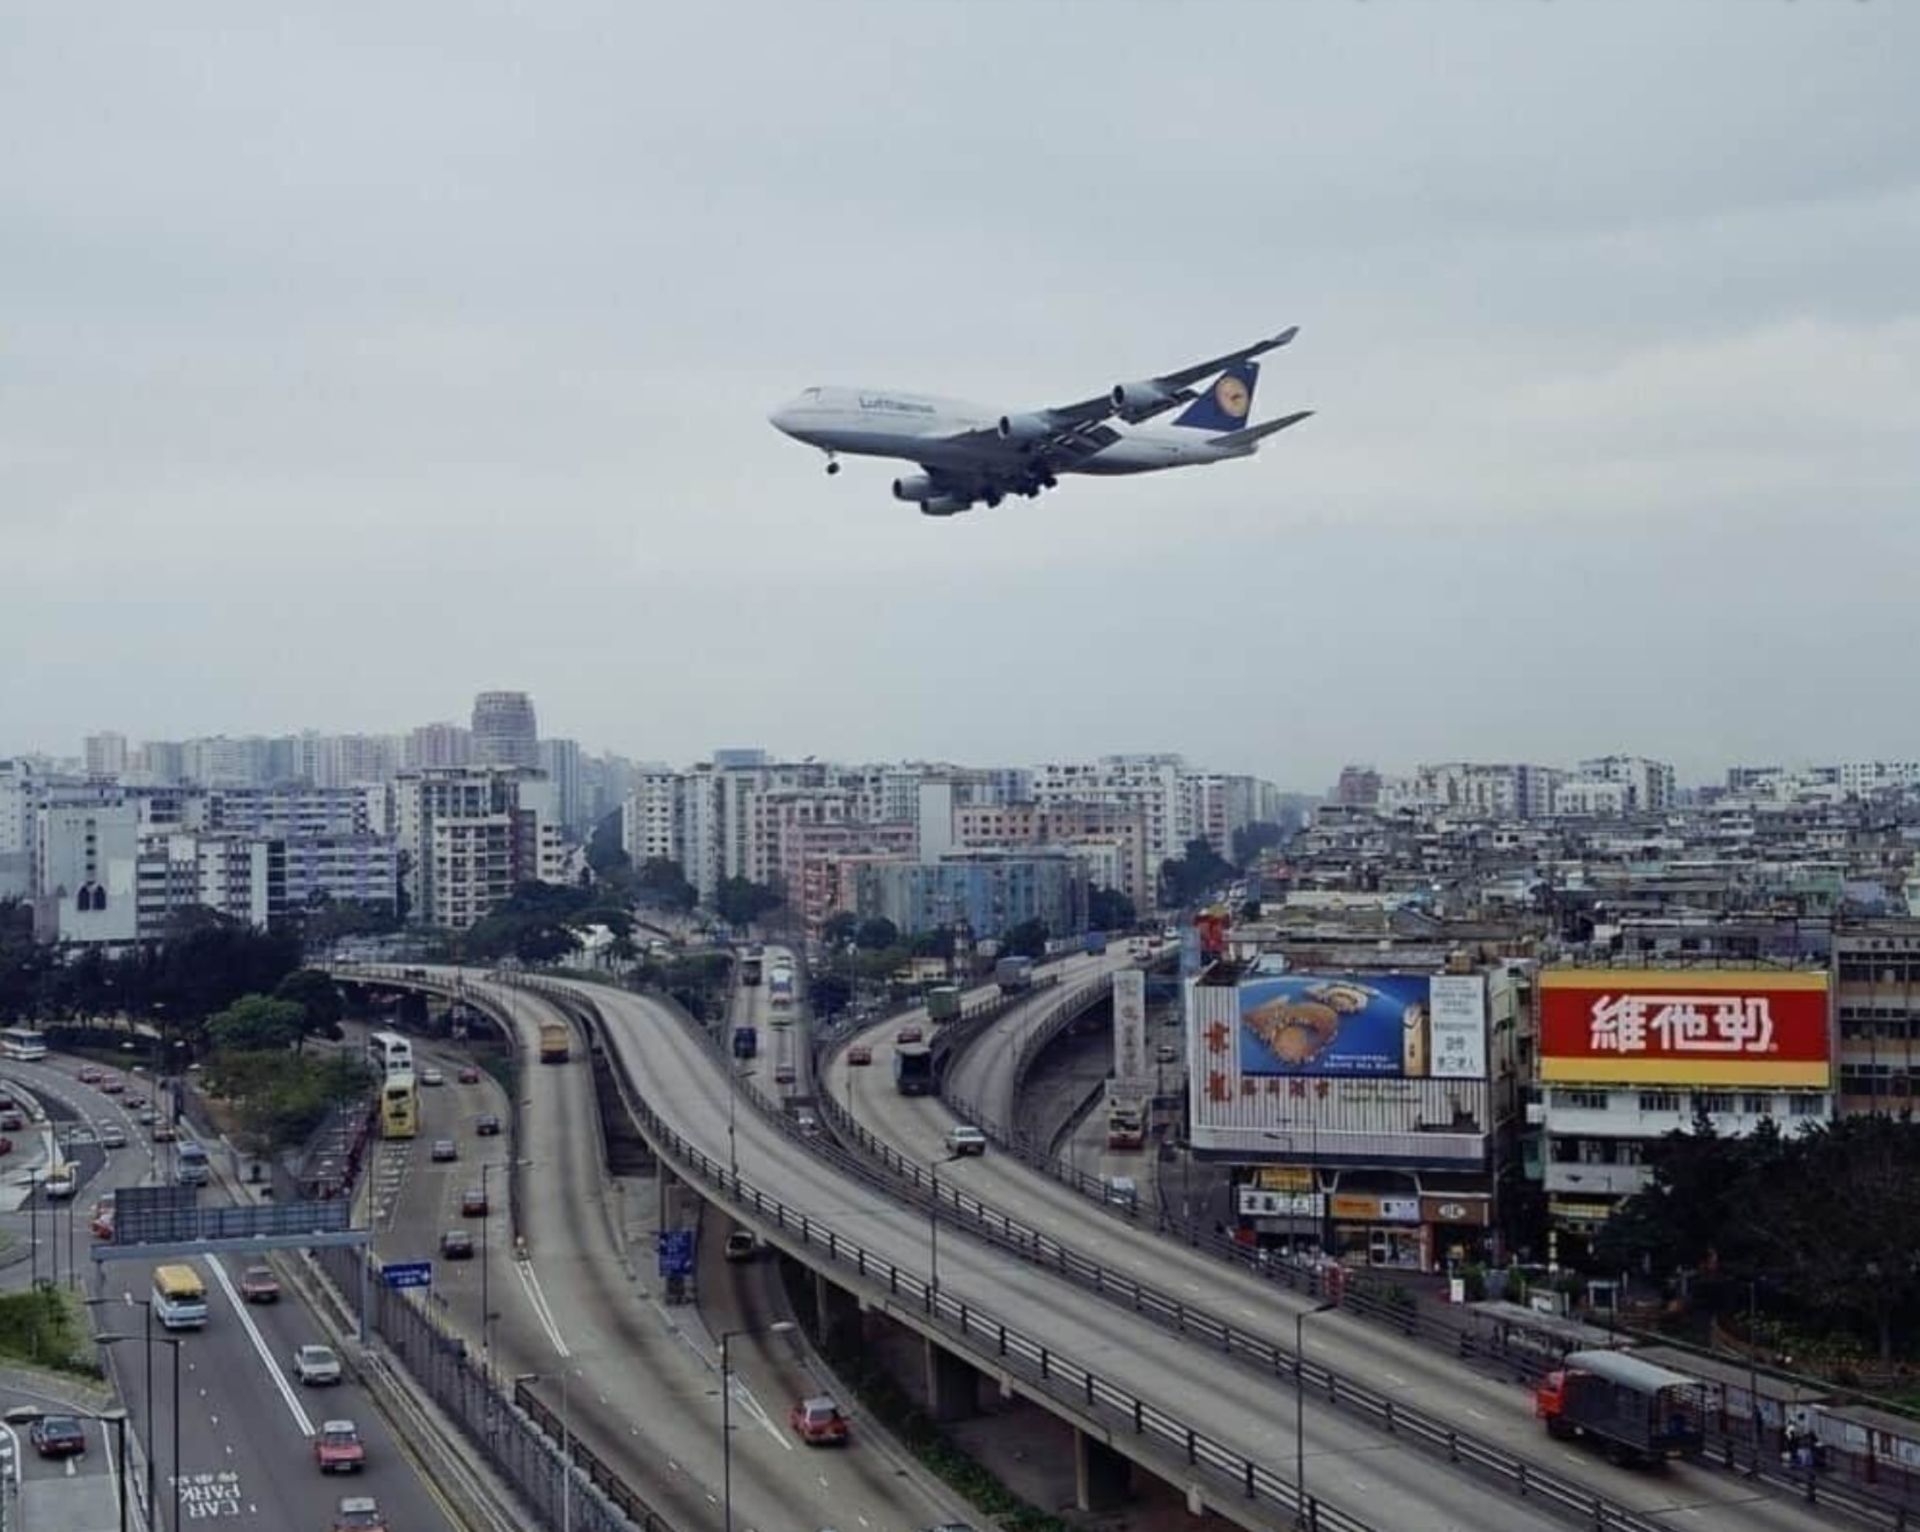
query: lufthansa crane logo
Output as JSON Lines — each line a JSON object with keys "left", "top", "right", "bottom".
{"left": 1214, "top": 375, "right": 1251, "bottom": 418}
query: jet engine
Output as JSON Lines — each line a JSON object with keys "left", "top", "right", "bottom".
{"left": 892, "top": 474, "right": 935, "bottom": 502}
{"left": 996, "top": 413, "right": 1052, "bottom": 444}
{"left": 920, "top": 496, "right": 970, "bottom": 517}
{"left": 1109, "top": 379, "right": 1177, "bottom": 421}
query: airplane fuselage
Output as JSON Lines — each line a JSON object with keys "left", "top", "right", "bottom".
{"left": 768, "top": 386, "right": 1256, "bottom": 477}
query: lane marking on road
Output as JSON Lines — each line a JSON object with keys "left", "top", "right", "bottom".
{"left": 727, "top": 1374, "right": 793, "bottom": 1451}
{"left": 1465, "top": 1407, "right": 1487, "bottom": 1421}
{"left": 513, "top": 1259, "right": 571, "bottom": 1356}
{"left": 204, "top": 1257, "right": 316, "bottom": 1436}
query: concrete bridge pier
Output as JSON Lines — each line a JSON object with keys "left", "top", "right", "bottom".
{"left": 1074, "top": 1429, "right": 1132, "bottom": 1513}
{"left": 923, "top": 1340, "right": 981, "bottom": 1422}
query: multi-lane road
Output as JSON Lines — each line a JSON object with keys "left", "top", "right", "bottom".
{"left": 2, "top": 1052, "right": 460, "bottom": 1532}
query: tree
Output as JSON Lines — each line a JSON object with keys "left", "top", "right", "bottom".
{"left": 821, "top": 913, "right": 859, "bottom": 949}
{"left": 1087, "top": 887, "right": 1136, "bottom": 930}
{"left": 809, "top": 971, "right": 852, "bottom": 1017}
{"left": 1231, "top": 820, "right": 1287, "bottom": 865}
{"left": 910, "top": 927, "right": 955, "bottom": 960}
{"left": 635, "top": 857, "right": 698, "bottom": 913}
{"left": 854, "top": 917, "right": 899, "bottom": 952}
{"left": 274, "top": 969, "right": 344, "bottom": 1048}
{"left": 207, "top": 994, "right": 308, "bottom": 1053}
{"left": 715, "top": 877, "right": 782, "bottom": 929}
{"left": 586, "top": 810, "right": 629, "bottom": 875}
{"left": 1003, "top": 919, "right": 1049, "bottom": 960}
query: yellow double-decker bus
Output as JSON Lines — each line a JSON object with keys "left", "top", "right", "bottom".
{"left": 380, "top": 1070, "right": 419, "bottom": 1140}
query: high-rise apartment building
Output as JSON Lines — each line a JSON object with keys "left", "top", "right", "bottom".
{"left": 393, "top": 766, "right": 557, "bottom": 929}
{"left": 407, "top": 723, "right": 473, "bottom": 770}
{"left": 84, "top": 732, "right": 129, "bottom": 778}
{"left": 471, "top": 691, "right": 539, "bottom": 769}
{"left": 539, "top": 738, "right": 586, "bottom": 833}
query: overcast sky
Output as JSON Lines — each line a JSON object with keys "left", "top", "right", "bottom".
{"left": 4, "top": 3, "right": 1915, "bottom": 790}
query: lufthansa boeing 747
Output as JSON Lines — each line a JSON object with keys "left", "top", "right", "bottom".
{"left": 767, "top": 327, "right": 1312, "bottom": 515}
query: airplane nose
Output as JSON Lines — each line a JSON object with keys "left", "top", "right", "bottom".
{"left": 768, "top": 403, "right": 797, "bottom": 435}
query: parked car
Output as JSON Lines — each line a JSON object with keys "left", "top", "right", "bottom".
{"left": 440, "top": 1229, "right": 474, "bottom": 1259}
{"left": 789, "top": 1395, "right": 850, "bottom": 1445}
{"left": 430, "top": 1138, "right": 458, "bottom": 1163}
{"left": 458, "top": 1065, "right": 481, "bottom": 1084}
{"left": 419, "top": 1068, "right": 445, "bottom": 1087}
{"left": 332, "top": 1495, "right": 388, "bottom": 1532}
{"left": 313, "top": 1419, "right": 365, "bottom": 1473}
{"left": 98, "top": 1122, "right": 127, "bottom": 1148}
{"left": 240, "top": 1266, "right": 281, "bottom": 1303}
{"left": 847, "top": 1044, "right": 872, "bottom": 1066}
{"left": 294, "top": 1344, "right": 343, "bottom": 1386}
{"left": 30, "top": 1415, "right": 87, "bottom": 1458}
{"left": 945, "top": 1124, "right": 987, "bottom": 1156}
{"left": 461, "top": 1187, "right": 488, "bottom": 1217}
{"left": 723, "top": 1230, "right": 760, "bottom": 1262}
{"left": 895, "top": 1025, "right": 923, "bottom": 1045}
{"left": 475, "top": 1114, "right": 502, "bottom": 1137}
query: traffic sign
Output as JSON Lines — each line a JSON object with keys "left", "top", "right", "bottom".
{"left": 656, "top": 1229, "right": 695, "bottom": 1279}
{"left": 381, "top": 1260, "right": 433, "bottom": 1290}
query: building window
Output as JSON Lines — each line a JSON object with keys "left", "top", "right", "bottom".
{"left": 1742, "top": 1094, "right": 1772, "bottom": 1116}
{"left": 1788, "top": 1095, "right": 1823, "bottom": 1117}
{"left": 1638, "top": 1092, "right": 1681, "bottom": 1113}
{"left": 1691, "top": 1092, "right": 1734, "bottom": 1115}
{"left": 1561, "top": 1090, "right": 1608, "bottom": 1111}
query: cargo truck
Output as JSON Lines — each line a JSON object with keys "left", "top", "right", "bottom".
{"left": 741, "top": 957, "right": 763, "bottom": 986}
{"left": 893, "top": 1041, "right": 935, "bottom": 1096}
{"left": 994, "top": 956, "right": 1034, "bottom": 994}
{"left": 732, "top": 1024, "right": 758, "bottom": 1059}
{"left": 926, "top": 985, "right": 961, "bottom": 1024}
{"left": 1083, "top": 932, "right": 1107, "bottom": 955}
{"left": 538, "top": 1019, "right": 572, "bottom": 1064}
{"left": 1535, "top": 1350, "right": 1705, "bottom": 1465}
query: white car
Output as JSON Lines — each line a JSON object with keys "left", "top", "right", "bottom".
{"left": 419, "top": 1068, "right": 445, "bottom": 1087}
{"left": 945, "top": 1125, "right": 987, "bottom": 1157}
{"left": 294, "top": 1344, "right": 343, "bottom": 1386}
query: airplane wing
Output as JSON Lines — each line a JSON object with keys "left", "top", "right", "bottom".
{"left": 939, "top": 325, "right": 1303, "bottom": 458}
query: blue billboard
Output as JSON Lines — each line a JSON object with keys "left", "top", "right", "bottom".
{"left": 1237, "top": 974, "right": 1432, "bottom": 1078}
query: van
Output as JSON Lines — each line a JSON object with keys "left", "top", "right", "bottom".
{"left": 43, "top": 1162, "right": 77, "bottom": 1200}
{"left": 176, "top": 1142, "right": 211, "bottom": 1187}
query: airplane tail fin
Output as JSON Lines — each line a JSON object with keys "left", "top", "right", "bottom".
{"left": 1172, "top": 360, "right": 1260, "bottom": 432}
{"left": 1208, "top": 409, "right": 1314, "bottom": 450}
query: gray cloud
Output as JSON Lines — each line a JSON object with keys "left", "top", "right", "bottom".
{"left": 3, "top": 2, "right": 1916, "bottom": 786}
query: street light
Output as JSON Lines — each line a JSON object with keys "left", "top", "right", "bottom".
{"left": 728, "top": 1062, "right": 757, "bottom": 1185}
{"left": 1293, "top": 1302, "right": 1336, "bottom": 1527}
{"left": 98, "top": 1329, "right": 182, "bottom": 1532}
{"left": 719, "top": 1320, "right": 794, "bottom": 1532}
{"left": 928, "top": 1150, "right": 964, "bottom": 1308}
{"left": 4, "top": 1404, "right": 130, "bottom": 1532}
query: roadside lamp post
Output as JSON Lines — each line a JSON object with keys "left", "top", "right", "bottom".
{"left": 927, "top": 1150, "right": 964, "bottom": 1308}
{"left": 514, "top": 1369, "right": 581, "bottom": 1532}
{"left": 98, "top": 1330, "right": 181, "bottom": 1532}
{"left": 728, "top": 1062, "right": 757, "bottom": 1186}
{"left": 1294, "top": 1302, "right": 1337, "bottom": 1526}
{"left": 719, "top": 1321, "right": 794, "bottom": 1532}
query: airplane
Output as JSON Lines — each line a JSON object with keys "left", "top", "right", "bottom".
{"left": 767, "top": 327, "right": 1312, "bottom": 516}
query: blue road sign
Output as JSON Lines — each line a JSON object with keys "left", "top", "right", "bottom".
{"left": 656, "top": 1229, "right": 695, "bottom": 1279}
{"left": 381, "top": 1260, "right": 433, "bottom": 1290}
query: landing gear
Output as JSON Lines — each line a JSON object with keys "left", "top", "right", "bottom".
{"left": 825, "top": 456, "right": 841, "bottom": 476}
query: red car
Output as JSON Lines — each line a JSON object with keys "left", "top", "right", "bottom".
{"left": 789, "top": 1395, "right": 849, "bottom": 1445}
{"left": 895, "top": 1025, "right": 923, "bottom": 1045}
{"left": 847, "top": 1044, "right": 872, "bottom": 1067}
{"left": 30, "top": 1416, "right": 87, "bottom": 1458}
{"left": 314, "top": 1420, "right": 366, "bottom": 1473}
{"left": 458, "top": 1065, "right": 481, "bottom": 1084}
{"left": 76, "top": 1066, "right": 102, "bottom": 1085}
{"left": 98, "top": 1076, "right": 125, "bottom": 1095}
{"left": 0, "top": 1136, "right": 12, "bottom": 1158}
{"left": 240, "top": 1266, "right": 281, "bottom": 1303}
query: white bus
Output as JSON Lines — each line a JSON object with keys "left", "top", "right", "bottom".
{"left": 0, "top": 1026, "right": 48, "bottom": 1061}
{"left": 152, "top": 1264, "right": 209, "bottom": 1330}
{"left": 366, "top": 1030, "right": 413, "bottom": 1078}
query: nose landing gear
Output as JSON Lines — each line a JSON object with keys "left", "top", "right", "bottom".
{"left": 824, "top": 454, "right": 841, "bottom": 476}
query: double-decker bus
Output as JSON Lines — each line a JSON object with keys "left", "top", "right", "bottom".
{"left": 380, "top": 1070, "right": 419, "bottom": 1140}
{"left": 152, "top": 1264, "right": 210, "bottom": 1330}
{"left": 0, "top": 1026, "right": 48, "bottom": 1061}
{"left": 367, "top": 1029, "right": 414, "bottom": 1078}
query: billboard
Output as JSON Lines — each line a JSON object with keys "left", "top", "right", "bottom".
{"left": 1237, "top": 974, "right": 1484, "bottom": 1080}
{"left": 1539, "top": 969, "right": 1831, "bottom": 1086}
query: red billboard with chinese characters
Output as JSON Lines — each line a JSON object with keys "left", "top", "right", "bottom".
{"left": 1539, "top": 969, "right": 1831, "bottom": 1086}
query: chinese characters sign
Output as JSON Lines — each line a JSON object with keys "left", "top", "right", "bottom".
{"left": 1540, "top": 970, "right": 1830, "bottom": 1085}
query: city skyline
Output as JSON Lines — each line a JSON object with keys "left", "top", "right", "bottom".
{"left": 4, "top": 6, "right": 1916, "bottom": 784}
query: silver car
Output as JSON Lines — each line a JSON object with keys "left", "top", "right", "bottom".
{"left": 294, "top": 1344, "right": 342, "bottom": 1386}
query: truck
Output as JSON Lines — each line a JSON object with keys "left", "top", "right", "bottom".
{"left": 538, "top": 1018, "right": 571, "bottom": 1064}
{"left": 926, "top": 985, "right": 962, "bottom": 1024}
{"left": 732, "top": 1024, "right": 758, "bottom": 1059}
{"left": 893, "top": 1042, "right": 935, "bottom": 1096}
{"left": 740, "top": 956, "right": 763, "bottom": 986}
{"left": 769, "top": 967, "right": 796, "bottom": 1014}
{"left": 1105, "top": 1097, "right": 1146, "bottom": 1150}
{"left": 1535, "top": 1350, "right": 1706, "bottom": 1465}
{"left": 994, "top": 956, "right": 1034, "bottom": 994}
{"left": 1083, "top": 931, "right": 1108, "bottom": 955}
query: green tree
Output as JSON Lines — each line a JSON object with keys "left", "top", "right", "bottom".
{"left": 715, "top": 876, "right": 782, "bottom": 929}
{"left": 274, "top": 969, "right": 344, "bottom": 1048}
{"left": 635, "top": 857, "right": 698, "bottom": 912}
{"left": 809, "top": 970, "right": 852, "bottom": 1017}
{"left": 586, "top": 810, "right": 629, "bottom": 875}
{"left": 1231, "top": 820, "right": 1287, "bottom": 865}
{"left": 854, "top": 917, "right": 899, "bottom": 952}
{"left": 1160, "top": 837, "right": 1237, "bottom": 908}
{"left": 1003, "top": 919, "right": 1049, "bottom": 960}
{"left": 206, "top": 1049, "right": 370, "bottom": 1152}
{"left": 207, "top": 994, "right": 308, "bottom": 1053}
{"left": 1087, "top": 887, "right": 1136, "bottom": 930}
{"left": 821, "top": 912, "right": 859, "bottom": 949}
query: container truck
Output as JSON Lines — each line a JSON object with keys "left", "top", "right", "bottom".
{"left": 1535, "top": 1350, "right": 1706, "bottom": 1465}
{"left": 926, "top": 985, "right": 962, "bottom": 1023}
{"left": 994, "top": 956, "right": 1034, "bottom": 994}
{"left": 538, "top": 1018, "right": 572, "bottom": 1064}
{"left": 893, "top": 1042, "right": 936, "bottom": 1096}
{"left": 1083, "top": 932, "right": 1108, "bottom": 955}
